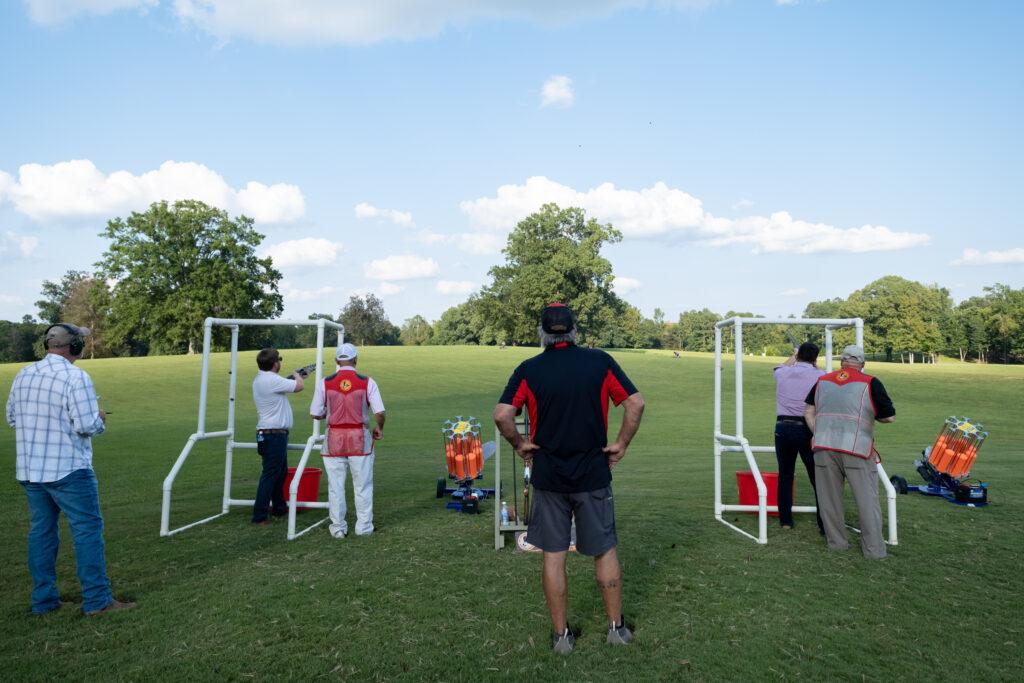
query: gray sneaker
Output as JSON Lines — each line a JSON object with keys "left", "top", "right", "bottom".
{"left": 607, "top": 617, "right": 634, "bottom": 645}
{"left": 552, "top": 624, "right": 579, "bottom": 656}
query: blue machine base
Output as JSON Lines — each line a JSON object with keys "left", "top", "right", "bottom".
{"left": 445, "top": 487, "right": 495, "bottom": 511}
{"left": 445, "top": 487, "right": 494, "bottom": 504}
{"left": 908, "top": 483, "right": 988, "bottom": 507}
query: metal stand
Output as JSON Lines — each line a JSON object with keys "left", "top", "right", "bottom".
{"left": 494, "top": 416, "right": 530, "bottom": 550}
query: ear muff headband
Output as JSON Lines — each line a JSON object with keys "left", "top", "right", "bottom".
{"left": 45, "top": 324, "right": 86, "bottom": 356}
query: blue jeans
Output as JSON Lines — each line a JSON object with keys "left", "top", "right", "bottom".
{"left": 19, "top": 468, "right": 113, "bottom": 614}
{"left": 253, "top": 431, "right": 289, "bottom": 522}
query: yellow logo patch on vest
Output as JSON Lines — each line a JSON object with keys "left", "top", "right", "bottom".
{"left": 340, "top": 379, "right": 353, "bottom": 392}
{"left": 836, "top": 370, "right": 850, "bottom": 382}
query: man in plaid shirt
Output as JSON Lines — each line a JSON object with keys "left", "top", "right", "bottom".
{"left": 6, "top": 323, "right": 134, "bottom": 616}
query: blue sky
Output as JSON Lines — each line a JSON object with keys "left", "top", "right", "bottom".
{"left": 1, "top": 0, "right": 1021, "bottom": 326}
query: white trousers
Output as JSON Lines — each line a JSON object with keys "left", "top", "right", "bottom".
{"left": 323, "top": 454, "right": 375, "bottom": 537}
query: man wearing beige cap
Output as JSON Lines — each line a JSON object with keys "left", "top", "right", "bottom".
{"left": 6, "top": 323, "right": 135, "bottom": 615}
{"left": 309, "top": 343, "right": 385, "bottom": 538}
{"left": 804, "top": 345, "right": 896, "bottom": 559}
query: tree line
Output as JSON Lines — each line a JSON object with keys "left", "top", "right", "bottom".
{"left": 1, "top": 200, "right": 1021, "bottom": 364}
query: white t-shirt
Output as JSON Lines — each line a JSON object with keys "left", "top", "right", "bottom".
{"left": 253, "top": 370, "right": 297, "bottom": 430}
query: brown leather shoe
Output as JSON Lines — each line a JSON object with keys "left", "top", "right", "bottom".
{"left": 86, "top": 599, "right": 137, "bottom": 616}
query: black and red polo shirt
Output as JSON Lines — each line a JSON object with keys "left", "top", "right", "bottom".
{"left": 498, "top": 343, "right": 639, "bottom": 493}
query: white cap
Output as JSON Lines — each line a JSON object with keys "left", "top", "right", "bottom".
{"left": 336, "top": 342, "right": 358, "bottom": 361}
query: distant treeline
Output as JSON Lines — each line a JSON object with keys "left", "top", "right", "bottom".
{"left": 3, "top": 201, "right": 1021, "bottom": 364}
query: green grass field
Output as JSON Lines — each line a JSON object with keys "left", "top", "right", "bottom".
{"left": 2, "top": 347, "right": 1022, "bottom": 681}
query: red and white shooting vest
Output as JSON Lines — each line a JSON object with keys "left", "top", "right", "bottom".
{"left": 323, "top": 371, "right": 373, "bottom": 457}
{"left": 811, "top": 367, "right": 877, "bottom": 459}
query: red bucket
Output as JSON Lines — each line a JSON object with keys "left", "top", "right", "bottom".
{"left": 282, "top": 467, "right": 322, "bottom": 509}
{"left": 736, "top": 471, "right": 787, "bottom": 517}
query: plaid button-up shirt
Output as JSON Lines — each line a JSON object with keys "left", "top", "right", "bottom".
{"left": 6, "top": 354, "right": 105, "bottom": 483}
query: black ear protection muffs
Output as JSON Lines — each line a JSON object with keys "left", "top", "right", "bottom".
{"left": 45, "top": 324, "right": 86, "bottom": 356}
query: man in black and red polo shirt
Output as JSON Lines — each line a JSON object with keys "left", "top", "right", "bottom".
{"left": 494, "top": 303, "right": 645, "bottom": 656}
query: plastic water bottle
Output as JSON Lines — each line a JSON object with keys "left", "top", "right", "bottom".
{"left": 500, "top": 501, "right": 509, "bottom": 525}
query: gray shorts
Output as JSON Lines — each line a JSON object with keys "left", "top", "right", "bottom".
{"left": 526, "top": 485, "right": 617, "bottom": 556}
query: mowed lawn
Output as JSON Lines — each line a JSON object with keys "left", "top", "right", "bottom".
{"left": 1, "top": 346, "right": 1022, "bottom": 681}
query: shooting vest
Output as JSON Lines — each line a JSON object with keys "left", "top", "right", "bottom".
{"left": 811, "top": 367, "right": 876, "bottom": 459}
{"left": 323, "top": 370, "right": 373, "bottom": 457}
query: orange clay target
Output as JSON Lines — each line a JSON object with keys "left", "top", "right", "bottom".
{"left": 441, "top": 416, "right": 484, "bottom": 481}
{"left": 927, "top": 416, "right": 988, "bottom": 478}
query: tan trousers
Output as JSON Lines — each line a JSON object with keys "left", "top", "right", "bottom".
{"left": 813, "top": 449, "right": 886, "bottom": 559}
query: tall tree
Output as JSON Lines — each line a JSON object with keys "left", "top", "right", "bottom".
{"left": 0, "top": 316, "right": 44, "bottom": 363}
{"left": 842, "top": 276, "right": 950, "bottom": 360}
{"left": 986, "top": 284, "right": 1024, "bottom": 362}
{"left": 97, "top": 200, "right": 283, "bottom": 354}
{"left": 400, "top": 315, "right": 433, "bottom": 346}
{"left": 675, "top": 309, "right": 721, "bottom": 351}
{"left": 338, "top": 294, "right": 399, "bottom": 346}
{"left": 801, "top": 297, "right": 857, "bottom": 349}
{"left": 60, "top": 278, "right": 116, "bottom": 358}
{"left": 432, "top": 300, "right": 482, "bottom": 345}
{"left": 293, "top": 313, "right": 340, "bottom": 349}
{"left": 478, "top": 204, "right": 624, "bottom": 345}
{"left": 36, "top": 270, "right": 90, "bottom": 324}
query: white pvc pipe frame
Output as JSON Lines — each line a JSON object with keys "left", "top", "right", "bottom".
{"left": 160, "top": 317, "right": 345, "bottom": 541}
{"left": 713, "top": 317, "right": 898, "bottom": 546}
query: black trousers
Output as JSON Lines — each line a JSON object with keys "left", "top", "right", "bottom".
{"left": 774, "top": 421, "right": 824, "bottom": 531}
{"left": 253, "top": 432, "right": 289, "bottom": 522}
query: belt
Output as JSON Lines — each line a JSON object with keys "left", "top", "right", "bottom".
{"left": 257, "top": 428, "right": 289, "bottom": 434}
{"left": 776, "top": 416, "right": 806, "bottom": 423}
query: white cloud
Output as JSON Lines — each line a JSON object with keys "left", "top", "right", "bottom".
{"left": 354, "top": 202, "right": 414, "bottom": 227}
{"left": 612, "top": 276, "right": 641, "bottom": 294}
{"left": 0, "top": 159, "right": 305, "bottom": 223}
{"left": 455, "top": 232, "right": 507, "bottom": 255}
{"left": 436, "top": 280, "right": 477, "bottom": 296}
{"left": 0, "top": 232, "right": 40, "bottom": 258}
{"left": 412, "top": 230, "right": 449, "bottom": 245}
{"left": 780, "top": 287, "right": 809, "bottom": 296}
{"left": 708, "top": 212, "right": 931, "bottom": 254}
{"left": 541, "top": 75, "right": 575, "bottom": 108}
{"left": 345, "top": 287, "right": 376, "bottom": 300}
{"left": 460, "top": 176, "right": 930, "bottom": 254}
{"left": 237, "top": 181, "right": 306, "bottom": 223}
{"left": 281, "top": 284, "right": 338, "bottom": 303}
{"left": 951, "top": 247, "right": 1024, "bottom": 266}
{"left": 378, "top": 282, "right": 405, "bottom": 296}
{"left": 35, "top": 1, "right": 705, "bottom": 46}
{"left": 732, "top": 198, "right": 754, "bottom": 210}
{"left": 460, "top": 177, "right": 707, "bottom": 236}
{"left": 25, "top": 0, "right": 156, "bottom": 24}
{"left": 260, "top": 238, "right": 343, "bottom": 268}
{"left": 364, "top": 254, "right": 440, "bottom": 281}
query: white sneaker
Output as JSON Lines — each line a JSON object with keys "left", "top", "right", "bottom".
{"left": 330, "top": 530, "right": 347, "bottom": 539}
